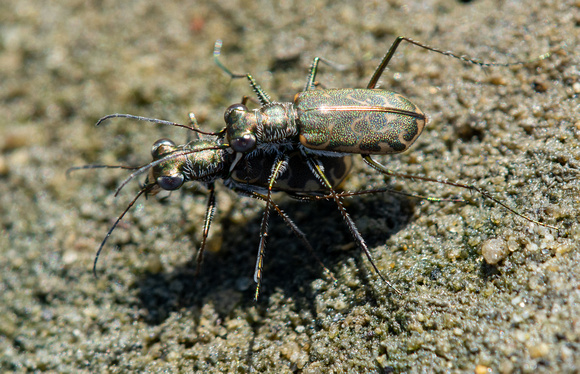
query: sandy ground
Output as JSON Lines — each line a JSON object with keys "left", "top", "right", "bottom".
{"left": 1, "top": 0, "right": 579, "bottom": 372}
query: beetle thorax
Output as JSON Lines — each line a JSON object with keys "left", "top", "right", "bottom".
{"left": 256, "top": 102, "right": 298, "bottom": 144}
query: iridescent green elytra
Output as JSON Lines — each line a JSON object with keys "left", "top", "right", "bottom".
{"left": 295, "top": 89, "right": 425, "bottom": 154}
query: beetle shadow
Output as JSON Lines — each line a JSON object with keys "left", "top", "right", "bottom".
{"left": 134, "top": 189, "right": 416, "bottom": 325}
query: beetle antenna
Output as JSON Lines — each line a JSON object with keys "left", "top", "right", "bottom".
{"left": 66, "top": 164, "right": 141, "bottom": 177}
{"left": 93, "top": 187, "right": 147, "bottom": 277}
{"left": 96, "top": 113, "right": 225, "bottom": 137}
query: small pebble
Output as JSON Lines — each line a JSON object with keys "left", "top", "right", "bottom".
{"left": 481, "top": 238, "right": 508, "bottom": 265}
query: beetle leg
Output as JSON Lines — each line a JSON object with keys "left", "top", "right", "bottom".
{"left": 251, "top": 191, "right": 337, "bottom": 286}
{"left": 213, "top": 40, "right": 271, "bottom": 106}
{"left": 303, "top": 56, "right": 348, "bottom": 91}
{"left": 368, "top": 36, "right": 552, "bottom": 89}
{"left": 240, "top": 95, "right": 261, "bottom": 106}
{"left": 303, "top": 57, "right": 321, "bottom": 91}
{"left": 289, "top": 187, "right": 466, "bottom": 204}
{"left": 363, "top": 155, "right": 558, "bottom": 231}
{"left": 241, "top": 73, "right": 271, "bottom": 106}
{"left": 367, "top": 36, "right": 407, "bottom": 89}
{"left": 303, "top": 152, "right": 402, "bottom": 295}
{"left": 253, "top": 153, "right": 289, "bottom": 301}
{"left": 195, "top": 182, "right": 217, "bottom": 276}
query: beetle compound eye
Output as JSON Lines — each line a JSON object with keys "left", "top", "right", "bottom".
{"left": 231, "top": 133, "right": 256, "bottom": 153}
{"left": 151, "top": 138, "right": 176, "bottom": 158}
{"left": 224, "top": 103, "right": 248, "bottom": 123}
{"left": 156, "top": 174, "right": 184, "bottom": 191}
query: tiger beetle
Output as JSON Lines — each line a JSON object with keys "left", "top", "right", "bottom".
{"left": 211, "top": 36, "right": 557, "bottom": 296}
{"left": 70, "top": 120, "right": 419, "bottom": 299}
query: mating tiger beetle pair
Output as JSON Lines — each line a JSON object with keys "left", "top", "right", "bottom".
{"left": 70, "top": 36, "right": 557, "bottom": 300}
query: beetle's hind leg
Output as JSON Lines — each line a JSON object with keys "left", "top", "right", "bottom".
{"left": 362, "top": 154, "right": 558, "bottom": 231}
{"left": 303, "top": 152, "right": 401, "bottom": 295}
{"left": 367, "top": 36, "right": 552, "bottom": 89}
